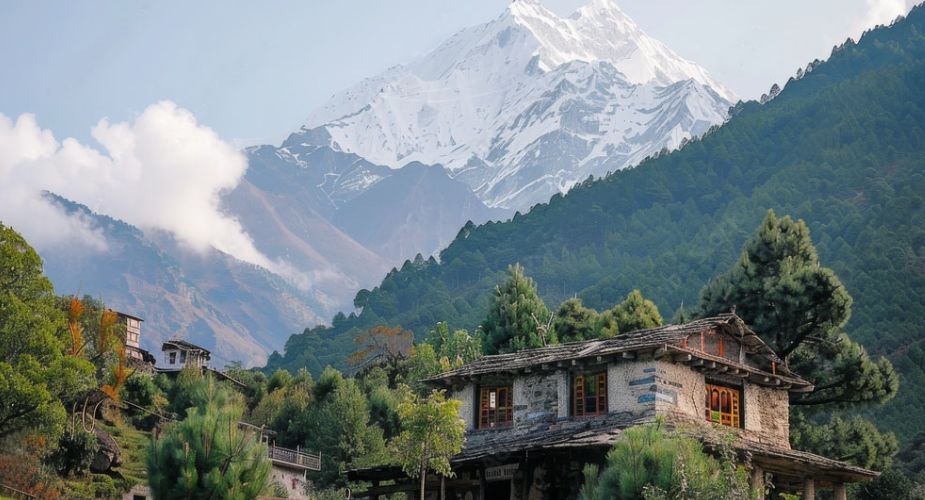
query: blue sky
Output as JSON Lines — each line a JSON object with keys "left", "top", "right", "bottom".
{"left": 0, "top": 0, "right": 915, "bottom": 146}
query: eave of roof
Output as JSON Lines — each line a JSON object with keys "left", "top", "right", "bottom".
{"left": 114, "top": 310, "right": 145, "bottom": 322}
{"left": 426, "top": 314, "right": 812, "bottom": 391}
{"left": 348, "top": 415, "right": 877, "bottom": 485}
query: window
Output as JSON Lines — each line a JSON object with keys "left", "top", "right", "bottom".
{"left": 478, "top": 386, "right": 513, "bottom": 428}
{"left": 705, "top": 383, "right": 741, "bottom": 428}
{"left": 179, "top": 351, "right": 187, "bottom": 364}
{"left": 168, "top": 351, "right": 176, "bottom": 364}
{"left": 573, "top": 372, "right": 607, "bottom": 417}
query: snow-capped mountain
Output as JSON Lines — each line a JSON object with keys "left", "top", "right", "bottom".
{"left": 294, "top": 0, "right": 736, "bottom": 210}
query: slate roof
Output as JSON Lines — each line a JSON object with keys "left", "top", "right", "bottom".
{"left": 161, "top": 339, "right": 211, "bottom": 355}
{"left": 427, "top": 314, "right": 811, "bottom": 390}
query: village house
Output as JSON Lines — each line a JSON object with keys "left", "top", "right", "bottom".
{"left": 348, "top": 314, "right": 876, "bottom": 499}
{"left": 114, "top": 311, "right": 156, "bottom": 370}
{"left": 158, "top": 338, "right": 212, "bottom": 371}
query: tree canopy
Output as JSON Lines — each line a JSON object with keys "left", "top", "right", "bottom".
{"left": 482, "top": 264, "right": 553, "bottom": 354}
{"left": 699, "top": 211, "right": 898, "bottom": 408}
{"left": 388, "top": 385, "right": 465, "bottom": 500}
{"left": 0, "top": 223, "right": 94, "bottom": 440}
{"left": 146, "top": 376, "right": 271, "bottom": 499}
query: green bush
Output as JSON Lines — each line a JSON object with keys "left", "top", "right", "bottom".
{"left": 579, "top": 422, "right": 756, "bottom": 500}
{"left": 46, "top": 426, "right": 99, "bottom": 477}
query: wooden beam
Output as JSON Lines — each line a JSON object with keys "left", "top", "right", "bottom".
{"left": 654, "top": 345, "right": 669, "bottom": 359}
{"left": 802, "top": 477, "right": 815, "bottom": 500}
{"left": 833, "top": 483, "right": 847, "bottom": 500}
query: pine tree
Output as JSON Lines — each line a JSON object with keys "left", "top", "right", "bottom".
{"left": 482, "top": 264, "right": 553, "bottom": 354}
{"left": 146, "top": 376, "right": 271, "bottom": 499}
{"left": 579, "top": 420, "right": 756, "bottom": 500}
{"left": 553, "top": 298, "right": 599, "bottom": 342}
{"left": 601, "top": 289, "right": 663, "bottom": 335}
{"left": 699, "top": 210, "right": 897, "bottom": 407}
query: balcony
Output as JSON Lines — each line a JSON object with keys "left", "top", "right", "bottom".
{"left": 268, "top": 444, "right": 321, "bottom": 471}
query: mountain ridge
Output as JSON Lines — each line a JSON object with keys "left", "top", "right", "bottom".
{"left": 296, "top": 0, "right": 734, "bottom": 210}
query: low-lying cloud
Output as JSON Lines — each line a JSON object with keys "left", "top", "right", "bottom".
{"left": 855, "top": 0, "right": 915, "bottom": 36}
{"left": 0, "top": 101, "right": 299, "bottom": 284}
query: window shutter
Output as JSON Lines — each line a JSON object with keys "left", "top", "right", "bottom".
{"left": 597, "top": 373, "right": 607, "bottom": 413}
{"left": 574, "top": 375, "right": 585, "bottom": 417}
{"left": 479, "top": 388, "right": 489, "bottom": 428}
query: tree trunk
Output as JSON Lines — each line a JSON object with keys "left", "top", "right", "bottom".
{"left": 420, "top": 467, "right": 427, "bottom": 500}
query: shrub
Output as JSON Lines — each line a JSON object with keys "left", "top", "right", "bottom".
{"left": 46, "top": 425, "right": 99, "bottom": 477}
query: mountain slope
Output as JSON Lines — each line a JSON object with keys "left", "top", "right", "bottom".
{"left": 266, "top": 7, "right": 925, "bottom": 441}
{"left": 333, "top": 162, "right": 507, "bottom": 261}
{"left": 42, "top": 195, "right": 325, "bottom": 365}
{"left": 295, "top": 0, "right": 733, "bottom": 210}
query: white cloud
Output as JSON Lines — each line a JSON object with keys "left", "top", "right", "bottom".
{"left": 0, "top": 101, "right": 304, "bottom": 285}
{"left": 854, "top": 0, "right": 913, "bottom": 36}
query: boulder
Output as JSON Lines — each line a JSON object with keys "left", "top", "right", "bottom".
{"left": 90, "top": 428, "right": 122, "bottom": 473}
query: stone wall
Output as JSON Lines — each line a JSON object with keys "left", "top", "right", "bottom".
{"left": 270, "top": 465, "right": 307, "bottom": 499}
{"left": 451, "top": 384, "right": 475, "bottom": 430}
{"left": 744, "top": 383, "right": 790, "bottom": 447}
{"left": 605, "top": 359, "right": 695, "bottom": 419}
{"left": 654, "top": 361, "right": 708, "bottom": 422}
{"left": 513, "top": 373, "right": 560, "bottom": 429}
{"left": 447, "top": 358, "right": 790, "bottom": 447}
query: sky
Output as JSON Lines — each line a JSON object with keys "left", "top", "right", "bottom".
{"left": 0, "top": 0, "right": 917, "bottom": 147}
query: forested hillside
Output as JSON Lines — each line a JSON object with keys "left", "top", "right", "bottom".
{"left": 266, "top": 6, "right": 925, "bottom": 440}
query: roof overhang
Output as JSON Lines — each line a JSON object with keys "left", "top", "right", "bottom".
{"left": 429, "top": 343, "right": 812, "bottom": 393}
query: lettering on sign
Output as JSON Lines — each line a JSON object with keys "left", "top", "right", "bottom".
{"left": 485, "top": 463, "right": 519, "bottom": 481}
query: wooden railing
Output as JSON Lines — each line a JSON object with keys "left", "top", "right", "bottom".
{"left": 268, "top": 444, "right": 321, "bottom": 471}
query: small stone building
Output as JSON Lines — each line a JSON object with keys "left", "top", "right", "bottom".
{"left": 348, "top": 314, "right": 876, "bottom": 499}
{"left": 159, "top": 339, "right": 211, "bottom": 371}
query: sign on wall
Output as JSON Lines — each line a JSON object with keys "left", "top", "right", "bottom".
{"left": 485, "top": 463, "right": 518, "bottom": 481}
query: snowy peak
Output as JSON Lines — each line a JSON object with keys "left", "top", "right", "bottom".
{"left": 499, "top": 0, "right": 735, "bottom": 100}
{"left": 297, "top": 0, "right": 735, "bottom": 211}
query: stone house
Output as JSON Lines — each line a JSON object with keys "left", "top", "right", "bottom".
{"left": 349, "top": 314, "right": 876, "bottom": 499}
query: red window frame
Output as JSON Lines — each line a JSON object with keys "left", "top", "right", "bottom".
{"left": 573, "top": 372, "right": 608, "bottom": 417}
{"left": 705, "top": 383, "right": 742, "bottom": 428}
{"left": 478, "top": 386, "right": 513, "bottom": 429}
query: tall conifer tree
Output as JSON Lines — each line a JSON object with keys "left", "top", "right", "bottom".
{"left": 699, "top": 210, "right": 897, "bottom": 407}
{"left": 482, "top": 264, "right": 552, "bottom": 354}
